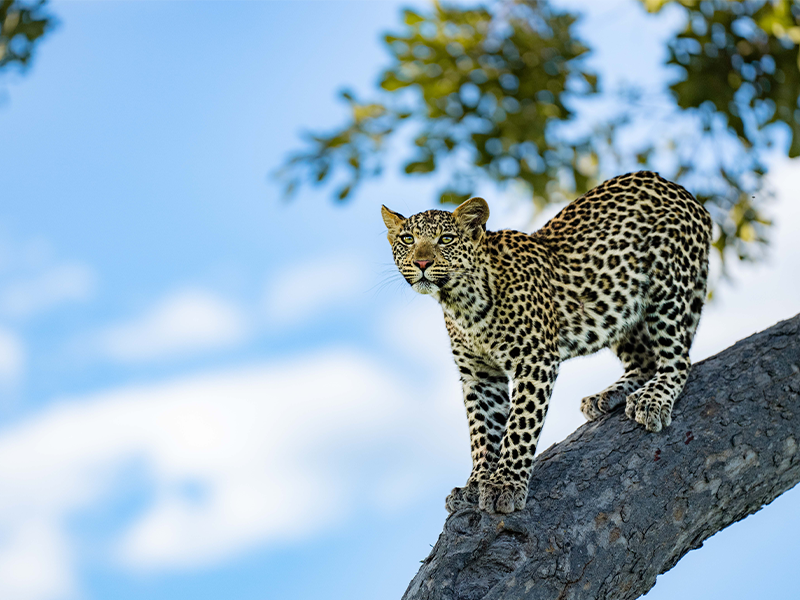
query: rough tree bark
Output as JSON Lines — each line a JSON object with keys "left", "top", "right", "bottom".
{"left": 403, "top": 314, "right": 800, "bottom": 600}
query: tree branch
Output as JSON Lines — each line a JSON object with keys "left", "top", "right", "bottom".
{"left": 403, "top": 313, "right": 800, "bottom": 600}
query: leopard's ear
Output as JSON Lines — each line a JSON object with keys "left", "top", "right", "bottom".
{"left": 381, "top": 205, "right": 406, "bottom": 242}
{"left": 453, "top": 197, "right": 489, "bottom": 242}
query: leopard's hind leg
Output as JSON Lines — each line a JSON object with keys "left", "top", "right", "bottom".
{"left": 581, "top": 320, "right": 656, "bottom": 421}
{"left": 625, "top": 260, "right": 708, "bottom": 432}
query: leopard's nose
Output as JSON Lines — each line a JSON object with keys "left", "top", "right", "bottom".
{"left": 414, "top": 260, "right": 432, "bottom": 271}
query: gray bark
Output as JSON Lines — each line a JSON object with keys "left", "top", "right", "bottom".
{"left": 403, "top": 313, "right": 800, "bottom": 600}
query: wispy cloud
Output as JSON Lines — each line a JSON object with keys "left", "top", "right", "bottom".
{"left": 0, "top": 515, "right": 74, "bottom": 600}
{"left": 0, "top": 349, "right": 461, "bottom": 599}
{"left": 0, "top": 264, "right": 95, "bottom": 319}
{"left": 96, "top": 289, "right": 247, "bottom": 362}
{"left": 264, "top": 254, "right": 367, "bottom": 327}
{"left": 691, "top": 157, "right": 800, "bottom": 360}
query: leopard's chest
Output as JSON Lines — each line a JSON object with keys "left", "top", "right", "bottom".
{"left": 443, "top": 305, "right": 494, "bottom": 350}
{"left": 443, "top": 290, "right": 538, "bottom": 372}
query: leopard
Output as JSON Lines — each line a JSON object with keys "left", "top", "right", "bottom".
{"left": 381, "top": 171, "right": 713, "bottom": 515}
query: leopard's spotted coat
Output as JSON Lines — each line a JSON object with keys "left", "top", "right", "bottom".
{"left": 382, "top": 171, "right": 712, "bottom": 514}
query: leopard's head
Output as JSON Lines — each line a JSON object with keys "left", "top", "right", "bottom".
{"left": 381, "top": 197, "right": 489, "bottom": 295}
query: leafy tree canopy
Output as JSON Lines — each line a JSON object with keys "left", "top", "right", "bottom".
{"left": 278, "top": 0, "right": 800, "bottom": 265}
{"left": 0, "top": 0, "right": 52, "bottom": 72}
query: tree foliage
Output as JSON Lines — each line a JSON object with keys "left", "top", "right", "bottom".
{"left": 278, "top": 0, "right": 800, "bottom": 265}
{"left": 0, "top": 0, "right": 52, "bottom": 72}
{"left": 278, "top": 1, "right": 601, "bottom": 210}
{"left": 642, "top": 0, "right": 800, "bottom": 261}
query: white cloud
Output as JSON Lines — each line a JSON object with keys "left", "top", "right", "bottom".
{"left": 96, "top": 289, "right": 247, "bottom": 362}
{"left": 0, "top": 264, "right": 95, "bottom": 319}
{"left": 380, "top": 296, "right": 453, "bottom": 369}
{"left": 0, "top": 348, "right": 464, "bottom": 599}
{"left": 0, "top": 328, "right": 24, "bottom": 385}
{"left": 111, "top": 352, "right": 396, "bottom": 568}
{"left": 0, "top": 517, "right": 75, "bottom": 600}
{"left": 691, "top": 156, "right": 800, "bottom": 361}
{"left": 264, "top": 254, "right": 368, "bottom": 327}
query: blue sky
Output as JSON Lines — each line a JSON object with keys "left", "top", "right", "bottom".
{"left": 0, "top": 1, "right": 798, "bottom": 599}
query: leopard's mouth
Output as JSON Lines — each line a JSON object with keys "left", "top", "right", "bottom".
{"left": 411, "top": 277, "right": 438, "bottom": 294}
{"left": 410, "top": 273, "right": 449, "bottom": 294}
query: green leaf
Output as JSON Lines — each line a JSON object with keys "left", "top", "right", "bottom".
{"left": 337, "top": 184, "right": 352, "bottom": 200}
{"left": 438, "top": 189, "right": 472, "bottom": 205}
{"left": 403, "top": 9, "right": 424, "bottom": 26}
{"left": 404, "top": 153, "right": 436, "bottom": 174}
{"left": 789, "top": 126, "right": 800, "bottom": 158}
{"left": 380, "top": 72, "right": 410, "bottom": 92}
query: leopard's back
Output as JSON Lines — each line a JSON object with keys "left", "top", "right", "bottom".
{"left": 533, "top": 171, "right": 713, "bottom": 360}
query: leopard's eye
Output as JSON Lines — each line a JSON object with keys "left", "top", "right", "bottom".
{"left": 400, "top": 234, "right": 414, "bottom": 245}
{"left": 439, "top": 234, "right": 455, "bottom": 245}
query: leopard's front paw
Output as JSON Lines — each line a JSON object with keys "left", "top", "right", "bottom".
{"left": 478, "top": 477, "right": 527, "bottom": 514}
{"left": 625, "top": 388, "right": 671, "bottom": 432}
{"left": 445, "top": 481, "right": 480, "bottom": 514}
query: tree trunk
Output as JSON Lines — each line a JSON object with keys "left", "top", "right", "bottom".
{"left": 403, "top": 314, "right": 800, "bottom": 600}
